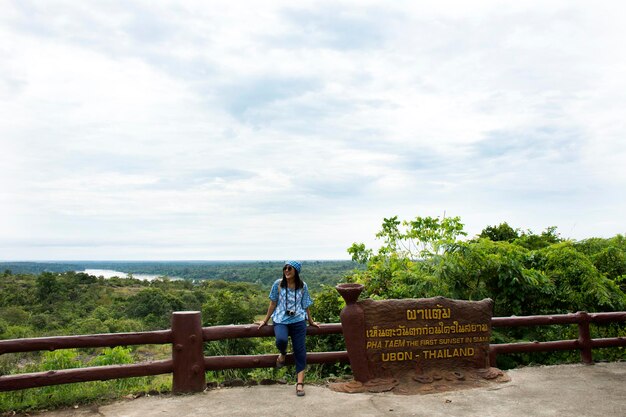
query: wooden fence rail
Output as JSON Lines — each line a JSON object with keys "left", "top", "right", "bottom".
{"left": 490, "top": 311, "right": 626, "bottom": 365}
{"left": 0, "top": 311, "right": 624, "bottom": 393}
{"left": 0, "top": 331, "right": 172, "bottom": 354}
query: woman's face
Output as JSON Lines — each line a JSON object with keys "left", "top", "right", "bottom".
{"left": 283, "top": 265, "right": 296, "bottom": 280}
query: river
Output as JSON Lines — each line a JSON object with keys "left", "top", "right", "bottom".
{"left": 81, "top": 269, "right": 180, "bottom": 281}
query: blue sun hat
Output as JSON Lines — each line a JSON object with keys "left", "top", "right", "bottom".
{"left": 284, "top": 260, "right": 302, "bottom": 274}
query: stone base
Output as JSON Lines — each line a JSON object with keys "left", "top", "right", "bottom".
{"left": 328, "top": 367, "right": 510, "bottom": 395}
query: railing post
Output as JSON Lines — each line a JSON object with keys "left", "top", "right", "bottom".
{"left": 171, "top": 311, "right": 206, "bottom": 393}
{"left": 577, "top": 311, "right": 593, "bottom": 365}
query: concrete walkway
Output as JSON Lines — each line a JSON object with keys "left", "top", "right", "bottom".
{"left": 33, "top": 362, "right": 626, "bottom": 417}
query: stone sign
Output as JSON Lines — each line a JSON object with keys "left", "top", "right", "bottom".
{"left": 362, "top": 297, "right": 492, "bottom": 376}
{"left": 331, "top": 283, "right": 509, "bottom": 394}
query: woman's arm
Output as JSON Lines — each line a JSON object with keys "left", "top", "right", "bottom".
{"left": 257, "top": 300, "right": 277, "bottom": 329}
{"left": 306, "top": 308, "right": 319, "bottom": 328}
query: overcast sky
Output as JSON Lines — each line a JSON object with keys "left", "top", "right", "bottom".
{"left": 1, "top": 0, "right": 625, "bottom": 261}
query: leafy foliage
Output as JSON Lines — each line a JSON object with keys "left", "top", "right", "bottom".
{"left": 343, "top": 215, "right": 626, "bottom": 368}
{"left": 0, "top": 348, "right": 169, "bottom": 413}
{"left": 478, "top": 222, "right": 519, "bottom": 242}
{"left": 346, "top": 216, "right": 625, "bottom": 314}
{"left": 0, "top": 231, "right": 625, "bottom": 412}
{"left": 0, "top": 262, "right": 353, "bottom": 413}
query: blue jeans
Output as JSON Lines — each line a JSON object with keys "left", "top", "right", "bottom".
{"left": 273, "top": 320, "right": 307, "bottom": 373}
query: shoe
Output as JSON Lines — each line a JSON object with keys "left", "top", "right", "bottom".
{"left": 296, "top": 382, "right": 305, "bottom": 397}
{"left": 276, "top": 354, "right": 286, "bottom": 369}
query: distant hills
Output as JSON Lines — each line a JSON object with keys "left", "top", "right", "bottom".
{"left": 0, "top": 260, "right": 360, "bottom": 289}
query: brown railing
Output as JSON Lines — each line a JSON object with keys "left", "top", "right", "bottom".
{"left": 1, "top": 311, "right": 624, "bottom": 393}
{"left": 0, "top": 312, "right": 348, "bottom": 393}
{"left": 490, "top": 311, "right": 626, "bottom": 365}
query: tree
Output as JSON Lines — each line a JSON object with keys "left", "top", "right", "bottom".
{"left": 202, "top": 289, "right": 254, "bottom": 326}
{"left": 479, "top": 222, "right": 519, "bottom": 242}
{"left": 536, "top": 243, "right": 624, "bottom": 312}
{"left": 346, "top": 214, "right": 466, "bottom": 298}
{"left": 592, "top": 246, "right": 626, "bottom": 281}
{"left": 126, "top": 288, "right": 184, "bottom": 328}
{"left": 36, "top": 272, "right": 63, "bottom": 303}
{"left": 515, "top": 226, "right": 562, "bottom": 250}
{"left": 345, "top": 215, "right": 626, "bottom": 315}
{"left": 0, "top": 306, "right": 30, "bottom": 325}
{"left": 437, "top": 239, "right": 553, "bottom": 316}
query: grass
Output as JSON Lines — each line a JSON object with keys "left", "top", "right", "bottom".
{"left": 0, "top": 346, "right": 172, "bottom": 414}
{"left": 0, "top": 375, "right": 172, "bottom": 414}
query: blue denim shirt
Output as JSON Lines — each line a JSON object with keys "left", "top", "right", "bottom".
{"left": 269, "top": 279, "right": 313, "bottom": 324}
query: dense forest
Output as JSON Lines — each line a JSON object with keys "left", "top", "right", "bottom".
{"left": 0, "top": 260, "right": 359, "bottom": 340}
{"left": 0, "top": 261, "right": 357, "bottom": 412}
{"left": 1, "top": 216, "right": 625, "bottom": 412}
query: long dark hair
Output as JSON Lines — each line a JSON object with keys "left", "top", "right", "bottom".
{"left": 280, "top": 268, "right": 304, "bottom": 289}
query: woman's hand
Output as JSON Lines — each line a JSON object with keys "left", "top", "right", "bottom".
{"left": 308, "top": 320, "right": 320, "bottom": 328}
{"left": 255, "top": 320, "right": 267, "bottom": 330}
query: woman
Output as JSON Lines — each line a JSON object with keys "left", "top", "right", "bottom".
{"left": 258, "top": 260, "right": 319, "bottom": 396}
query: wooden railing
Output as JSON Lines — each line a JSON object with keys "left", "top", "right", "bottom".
{"left": 490, "top": 311, "right": 626, "bottom": 365}
{"left": 0, "top": 312, "right": 347, "bottom": 393}
{"left": 1, "top": 311, "right": 624, "bottom": 393}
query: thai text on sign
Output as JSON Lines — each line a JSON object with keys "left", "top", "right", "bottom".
{"left": 359, "top": 297, "right": 493, "bottom": 375}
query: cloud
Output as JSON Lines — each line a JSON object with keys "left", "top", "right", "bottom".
{"left": 1, "top": 0, "right": 625, "bottom": 260}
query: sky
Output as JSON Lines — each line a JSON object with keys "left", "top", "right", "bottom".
{"left": 1, "top": 0, "right": 625, "bottom": 261}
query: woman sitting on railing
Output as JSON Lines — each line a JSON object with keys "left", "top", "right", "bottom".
{"left": 257, "top": 260, "right": 319, "bottom": 396}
